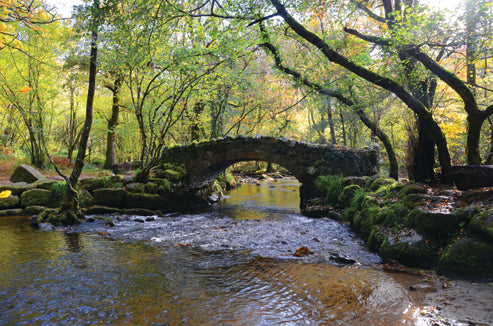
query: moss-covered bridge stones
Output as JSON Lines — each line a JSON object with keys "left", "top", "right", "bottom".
{"left": 161, "top": 135, "right": 379, "bottom": 207}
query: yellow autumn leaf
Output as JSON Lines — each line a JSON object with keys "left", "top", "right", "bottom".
{"left": 20, "top": 86, "right": 32, "bottom": 93}
{"left": 0, "top": 190, "right": 12, "bottom": 198}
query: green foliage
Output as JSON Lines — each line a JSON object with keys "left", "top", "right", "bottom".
{"left": 314, "top": 174, "right": 345, "bottom": 205}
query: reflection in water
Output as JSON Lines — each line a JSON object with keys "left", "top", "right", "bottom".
{"left": 0, "top": 181, "right": 424, "bottom": 325}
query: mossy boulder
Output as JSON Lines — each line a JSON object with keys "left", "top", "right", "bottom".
{"left": 367, "top": 226, "right": 387, "bottom": 252}
{"left": 401, "top": 194, "right": 428, "bottom": 208}
{"left": 369, "top": 177, "right": 396, "bottom": 192}
{"left": 20, "top": 189, "right": 53, "bottom": 208}
{"left": 85, "top": 205, "right": 122, "bottom": 215}
{"left": 379, "top": 233, "right": 437, "bottom": 267}
{"left": 0, "top": 195, "right": 20, "bottom": 209}
{"left": 9, "top": 164, "right": 46, "bottom": 183}
{"left": 125, "top": 193, "right": 162, "bottom": 210}
{"left": 469, "top": 210, "right": 493, "bottom": 242}
{"left": 399, "top": 184, "right": 427, "bottom": 196}
{"left": 406, "top": 208, "right": 459, "bottom": 240}
{"left": 80, "top": 176, "right": 123, "bottom": 191}
{"left": 23, "top": 205, "right": 47, "bottom": 215}
{"left": 338, "top": 185, "right": 361, "bottom": 209}
{"left": 34, "top": 208, "right": 80, "bottom": 226}
{"left": 79, "top": 190, "right": 94, "bottom": 208}
{"left": 92, "top": 188, "right": 126, "bottom": 207}
{"left": 35, "top": 180, "right": 58, "bottom": 190}
{"left": 438, "top": 237, "right": 493, "bottom": 277}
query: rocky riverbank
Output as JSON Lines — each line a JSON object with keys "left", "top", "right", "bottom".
{"left": 303, "top": 174, "right": 493, "bottom": 280}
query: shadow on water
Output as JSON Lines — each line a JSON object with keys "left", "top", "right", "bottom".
{"left": 0, "top": 180, "right": 427, "bottom": 325}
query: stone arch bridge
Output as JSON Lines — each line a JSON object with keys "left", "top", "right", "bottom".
{"left": 161, "top": 135, "right": 379, "bottom": 207}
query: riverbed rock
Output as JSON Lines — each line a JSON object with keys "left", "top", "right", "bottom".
{"left": 20, "top": 189, "right": 52, "bottom": 208}
{"left": 469, "top": 209, "right": 493, "bottom": 242}
{"left": 23, "top": 205, "right": 48, "bottom": 215}
{"left": 9, "top": 164, "right": 47, "bottom": 183}
{"left": 0, "top": 194, "right": 20, "bottom": 209}
{"left": 92, "top": 188, "right": 126, "bottom": 207}
{"left": 379, "top": 231, "right": 436, "bottom": 267}
{"left": 438, "top": 237, "right": 493, "bottom": 277}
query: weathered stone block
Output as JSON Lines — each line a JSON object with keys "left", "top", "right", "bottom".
{"left": 20, "top": 189, "right": 52, "bottom": 208}
{"left": 9, "top": 164, "right": 47, "bottom": 183}
{"left": 92, "top": 188, "right": 126, "bottom": 207}
{"left": 125, "top": 193, "right": 163, "bottom": 210}
{"left": 453, "top": 165, "right": 493, "bottom": 190}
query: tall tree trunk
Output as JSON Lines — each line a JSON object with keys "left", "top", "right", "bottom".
{"left": 485, "top": 118, "right": 493, "bottom": 164}
{"left": 104, "top": 76, "right": 123, "bottom": 169}
{"left": 67, "top": 0, "right": 99, "bottom": 211}
{"left": 327, "top": 101, "right": 336, "bottom": 144}
{"left": 408, "top": 116, "right": 435, "bottom": 182}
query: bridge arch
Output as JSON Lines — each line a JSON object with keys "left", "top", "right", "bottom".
{"left": 161, "top": 135, "right": 379, "bottom": 206}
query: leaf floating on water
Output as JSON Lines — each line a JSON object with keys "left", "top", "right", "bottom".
{"left": 293, "top": 246, "right": 314, "bottom": 257}
{"left": 0, "top": 190, "right": 11, "bottom": 198}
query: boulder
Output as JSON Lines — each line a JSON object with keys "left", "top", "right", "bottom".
{"left": 92, "top": 188, "right": 126, "bottom": 207}
{"left": 406, "top": 208, "right": 458, "bottom": 239}
{"left": 20, "top": 189, "right": 52, "bottom": 208}
{"left": 0, "top": 194, "right": 20, "bottom": 209}
{"left": 438, "top": 237, "right": 493, "bottom": 277}
{"left": 469, "top": 209, "right": 493, "bottom": 242}
{"left": 453, "top": 165, "right": 493, "bottom": 190}
{"left": 9, "top": 164, "right": 47, "bottom": 183}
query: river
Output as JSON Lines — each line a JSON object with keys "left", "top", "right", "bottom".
{"left": 0, "top": 179, "right": 457, "bottom": 325}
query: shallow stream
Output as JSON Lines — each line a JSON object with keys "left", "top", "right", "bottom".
{"left": 0, "top": 179, "right": 431, "bottom": 325}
